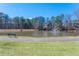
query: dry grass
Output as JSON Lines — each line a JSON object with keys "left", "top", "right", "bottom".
{"left": 0, "top": 29, "right": 37, "bottom": 33}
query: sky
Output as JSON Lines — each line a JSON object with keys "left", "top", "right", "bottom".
{"left": 0, "top": 3, "right": 79, "bottom": 18}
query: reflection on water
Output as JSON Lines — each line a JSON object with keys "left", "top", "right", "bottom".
{"left": 32, "top": 31, "right": 48, "bottom": 37}
{"left": 31, "top": 31, "right": 79, "bottom": 37}
{"left": 0, "top": 30, "right": 79, "bottom": 37}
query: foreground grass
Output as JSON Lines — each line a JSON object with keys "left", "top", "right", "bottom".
{"left": 0, "top": 42, "right": 79, "bottom": 56}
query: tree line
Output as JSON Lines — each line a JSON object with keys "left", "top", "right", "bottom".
{"left": 0, "top": 10, "right": 79, "bottom": 31}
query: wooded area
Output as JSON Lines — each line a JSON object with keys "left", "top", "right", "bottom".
{"left": 0, "top": 10, "right": 79, "bottom": 31}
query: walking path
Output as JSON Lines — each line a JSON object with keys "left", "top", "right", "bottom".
{"left": 0, "top": 36, "right": 79, "bottom": 42}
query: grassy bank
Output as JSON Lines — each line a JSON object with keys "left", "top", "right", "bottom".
{"left": 0, "top": 42, "right": 79, "bottom": 56}
{"left": 0, "top": 35, "right": 79, "bottom": 38}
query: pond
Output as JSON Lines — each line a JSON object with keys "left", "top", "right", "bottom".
{"left": 0, "top": 31, "right": 79, "bottom": 37}
{"left": 12, "top": 31, "right": 79, "bottom": 37}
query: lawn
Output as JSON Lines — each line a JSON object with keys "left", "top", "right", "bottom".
{"left": 0, "top": 42, "right": 79, "bottom": 56}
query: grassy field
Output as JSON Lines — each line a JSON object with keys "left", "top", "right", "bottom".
{"left": 0, "top": 42, "right": 79, "bottom": 56}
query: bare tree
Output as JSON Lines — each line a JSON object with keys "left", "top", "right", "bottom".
{"left": 65, "top": 14, "right": 73, "bottom": 30}
{"left": 74, "top": 8, "right": 79, "bottom": 20}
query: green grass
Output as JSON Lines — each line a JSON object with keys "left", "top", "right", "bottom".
{"left": 0, "top": 35, "right": 79, "bottom": 38}
{"left": 0, "top": 42, "right": 79, "bottom": 56}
